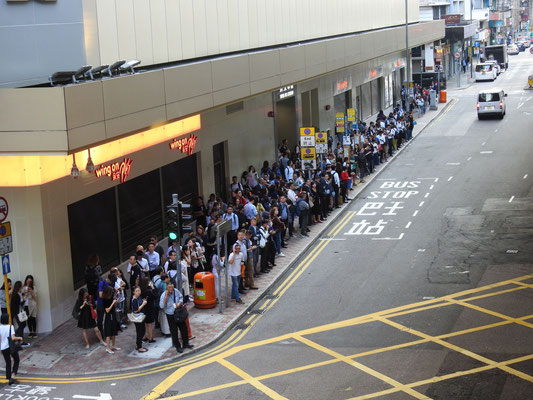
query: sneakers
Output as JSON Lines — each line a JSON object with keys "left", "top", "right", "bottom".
{"left": 278, "top": 252, "right": 286, "bottom": 257}
{"left": 21, "top": 342, "right": 30, "bottom": 347}
{"left": 236, "top": 299, "right": 244, "bottom": 304}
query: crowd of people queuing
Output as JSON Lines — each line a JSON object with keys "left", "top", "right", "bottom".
{"left": 0, "top": 102, "right": 416, "bottom": 381}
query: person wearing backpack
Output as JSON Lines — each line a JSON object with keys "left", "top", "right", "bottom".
{"left": 151, "top": 267, "right": 164, "bottom": 332}
{"left": 84, "top": 254, "right": 102, "bottom": 304}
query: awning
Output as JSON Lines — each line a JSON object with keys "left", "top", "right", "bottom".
{"left": 445, "top": 23, "right": 477, "bottom": 41}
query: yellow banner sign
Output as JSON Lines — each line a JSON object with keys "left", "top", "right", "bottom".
{"left": 300, "top": 147, "right": 316, "bottom": 160}
{"left": 347, "top": 108, "right": 356, "bottom": 122}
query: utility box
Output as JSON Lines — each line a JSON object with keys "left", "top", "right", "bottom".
{"left": 193, "top": 272, "right": 216, "bottom": 309}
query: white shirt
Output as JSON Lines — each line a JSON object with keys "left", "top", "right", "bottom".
{"left": 0, "top": 324, "right": 13, "bottom": 351}
{"left": 287, "top": 189, "right": 297, "bottom": 203}
{"left": 228, "top": 251, "right": 244, "bottom": 277}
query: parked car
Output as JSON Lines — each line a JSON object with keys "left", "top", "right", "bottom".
{"left": 517, "top": 38, "right": 531, "bottom": 48}
{"left": 475, "top": 64, "right": 497, "bottom": 82}
{"left": 485, "top": 60, "right": 501, "bottom": 75}
{"left": 508, "top": 44, "right": 519, "bottom": 55}
{"left": 477, "top": 89, "right": 507, "bottom": 120}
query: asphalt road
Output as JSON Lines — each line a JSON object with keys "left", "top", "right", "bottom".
{"left": 4, "top": 52, "right": 533, "bottom": 400}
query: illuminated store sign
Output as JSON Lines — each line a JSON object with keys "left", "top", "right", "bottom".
{"left": 169, "top": 134, "right": 198, "bottom": 156}
{"left": 95, "top": 158, "right": 133, "bottom": 183}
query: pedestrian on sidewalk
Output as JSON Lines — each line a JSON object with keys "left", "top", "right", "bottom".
{"left": 84, "top": 254, "right": 101, "bottom": 304}
{"left": 101, "top": 285, "right": 119, "bottom": 354}
{"left": 131, "top": 287, "right": 148, "bottom": 353}
{"left": 0, "top": 314, "right": 22, "bottom": 385}
{"left": 96, "top": 273, "right": 116, "bottom": 337}
{"left": 139, "top": 276, "right": 156, "bottom": 344}
{"left": 10, "top": 281, "right": 29, "bottom": 347}
{"left": 159, "top": 283, "right": 192, "bottom": 353}
{"left": 75, "top": 288, "right": 105, "bottom": 348}
{"left": 22, "top": 276, "right": 37, "bottom": 338}
{"left": 0, "top": 279, "right": 12, "bottom": 317}
{"left": 228, "top": 244, "right": 245, "bottom": 304}
{"left": 297, "top": 192, "right": 310, "bottom": 237}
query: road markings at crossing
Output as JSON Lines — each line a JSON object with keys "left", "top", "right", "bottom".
{"left": 371, "top": 233, "right": 404, "bottom": 241}
{"left": 482, "top": 142, "right": 486, "bottom": 146}
{"left": 446, "top": 162, "right": 461, "bottom": 165}
{"left": 480, "top": 151, "right": 493, "bottom": 154}
{"left": 429, "top": 185, "right": 434, "bottom": 190}
{"left": 424, "top": 193, "right": 429, "bottom": 198}
{"left": 405, "top": 222, "right": 412, "bottom": 229}
{"left": 412, "top": 210, "right": 419, "bottom": 217}
{"left": 448, "top": 176, "right": 453, "bottom": 181}
{"left": 418, "top": 201, "right": 424, "bottom": 207}
{"left": 509, "top": 196, "right": 515, "bottom": 203}
{"left": 467, "top": 156, "right": 472, "bottom": 161}
{"left": 524, "top": 174, "right": 528, "bottom": 179}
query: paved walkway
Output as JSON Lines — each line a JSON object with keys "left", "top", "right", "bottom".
{"left": 6, "top": 96, "right": 455, "bottom": 377}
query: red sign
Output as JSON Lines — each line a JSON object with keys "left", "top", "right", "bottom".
{"left": 441, "top": 14, "right": 461, "bottom": 25}
{"left": 94, "top": 158, "right": 133, "bottom": 183}
{"left": 337, "top": 80, "right": 349, "bottom": 92}
{"left": 369, "top": 69, "right": 379, "bottom": 79}
{"left": 0, "top": 197, "right": 7, "bottom": 223}
{"left": 169, "top": 134, "right": 198, "bottom": 156}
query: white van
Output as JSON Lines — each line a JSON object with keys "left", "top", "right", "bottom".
{"left": 475, "top": 63, "right": 497, "bottom": 82}
{"left": 477, "top": 89, "right": 507, "bottom": 119}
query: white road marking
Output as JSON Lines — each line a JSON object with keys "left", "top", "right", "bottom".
{"left": 424, "top": 193, "right": 430, "bottom": 198}
{"left": 467, "top": 156, "right": 472, "bottom": 161}
{"left": 417, "top": 178, "right": 439, "bottom": 182}
{"left": 422, "top": 296, "right": 435, "bottom": 300}
{"left": 446, "top": 162, "right": 461, "bottom": 165}
{"left": 506, "top": 249, "right": 519, "bottom": 254}
{"left": 405, "top": 163, "right": 414, "bottom": 166}
{"left": 482, "top": 142, "right": 486, "bottom": 146}
{"left": 419, "top": 201, "right": 425, "bottom": 207}
{"left": 429, "top": 185, "right": 435, "bottom": 190}
{"left": 418, "top": 249, "right": 426, "bottom": 252}
{"left": 524, "top": 174, "right": 528, "bottom": 179}
{"left": 371, "top": 233, "right": 405, "bottom": 241}
{"left": 480, "top": 151, "right": 493, "bottom": 154}
{"left": 494, "top": 129, "right": 498, "bottom": 132}
{"left": 518, "top": 103, "right": 524, "bottom": 109}
{"left": 509, "top": 196, "right": 515, "bottom": 203}
{"left": 448, "top": 176, "right": 454, "bottom": 181}
{"left": 413, "top": 210, "right": 419, "bottom": 217}
{"left": 405, "top": 221, "right": 412, "bottom": 229}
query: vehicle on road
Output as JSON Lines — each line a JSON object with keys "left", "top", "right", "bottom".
{"left": 475, "top": 63, "right": 497, "bottom": 82}
{"left": 517, "top": 37, "right": 531, "bottom": 48}
{"left": 485, "top": 44, "right": 509, "bottom": 69}
{"left": 477, "top": 89, "right": 507, "bottom": 120}
{"left": 485, "top": 60, "right": 501, "bottom": 75}
{"left": 508, "top": 44, "right": 520, "bottom": 55}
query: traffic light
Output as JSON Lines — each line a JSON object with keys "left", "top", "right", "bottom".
{"left": 166, "top": 194, "right": 193, "bottom": 243}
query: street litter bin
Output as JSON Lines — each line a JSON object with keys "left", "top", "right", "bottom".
{"left": 439, "top": 90, "right": 447, "bottom": 103}
{"left": 193, "top": 272, "right": 216, "bottom": 309}
{"left": 429, "top": 89, "right": 438, "bottom": 110}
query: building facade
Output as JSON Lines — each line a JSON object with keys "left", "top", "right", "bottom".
{"left": 0, "top": 0, "right": 444, "bottom": 332}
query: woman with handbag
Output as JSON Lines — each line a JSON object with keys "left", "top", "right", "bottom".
{"left": 10, "top": 281, "right": 29, "bottom": 347}
{"left": 0, "top": 314, "right": 22, "bottom": 385}
{"left": 130, "top": 286, "right": 148, "bottom": 353}
{"left": 75, "top": 288, "right": 105, "bottom": 349}
{"left": 101, "top": 286, "right": 120, "bottom": 354}
{"left": 22, "top": 275, "right": 38, "bottom": 338}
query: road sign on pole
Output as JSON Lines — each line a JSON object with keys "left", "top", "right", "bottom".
{"left": 0, "top": 197, "right": 8, "bottom": 223}
{"left": 1, "top": 255, "right": 10, "bottom": 275}
{"left": 0, "top": 222, "right": 13, "bottom": 255}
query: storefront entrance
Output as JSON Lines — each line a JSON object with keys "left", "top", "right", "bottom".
{"left": 68, "top": 154, "right": 199, "bottom": 289}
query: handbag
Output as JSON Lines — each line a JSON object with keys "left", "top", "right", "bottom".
{"left": 90, "top": 304, "right": 97, "bottom": 320}
{"left": 173, "top": 292, "right": 189, "bottom": 323}
{"left": 127, "top": 312, "right": 146, "bottom": 323}
{"left": 17, "top": 310, "right": 28, "bottom": 322}
{"left": 8, "top": 326, "right": 22, "bottom": 355}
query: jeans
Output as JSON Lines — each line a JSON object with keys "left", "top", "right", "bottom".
{"left": 231, "top": 276, "right": 240, "bottom": 301}
{"left": 274, "top": 232, "right": 281, "bottom": 254}
{"left": 2, "top": 348, "right": 19, "bottom": 381}
{"left": 25, "top": 306, "right": 36, "bottom": 334}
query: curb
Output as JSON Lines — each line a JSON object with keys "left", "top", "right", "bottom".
{"left": 17, "top": 102, "right": 452, "bottom": 378}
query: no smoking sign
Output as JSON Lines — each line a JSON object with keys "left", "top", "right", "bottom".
{"left": 0, "top": 197, "right": 7, "bottom": 223}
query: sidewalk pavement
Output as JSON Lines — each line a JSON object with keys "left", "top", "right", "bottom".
{"left": 446, "top": 70, "right": 476, "bottom": 91}
{"left": 6, "top": 93, "right": 457, "bottom": 377}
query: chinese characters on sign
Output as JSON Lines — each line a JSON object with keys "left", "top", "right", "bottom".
{"left": 169, "top": 134, "right": 198, "bottom": 156}
{"left": 94, "top": 158, "right": 133, "bottom": 183}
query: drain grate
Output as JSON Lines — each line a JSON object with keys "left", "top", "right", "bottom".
{"left": 264, "top": 294, "right": 278, "bottom": 300}
{"left": 249, "top": 309, "right": 264, "bottom": 315}
{"left": 159, "top": 391, "right": 180, "bottom": 398}
{"left": 234, "top": 324, "right": 247, "bottom": 330}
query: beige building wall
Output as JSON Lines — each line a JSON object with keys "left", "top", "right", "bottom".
{"left": 83, "top": 0, "right": 420, "bottom": 67}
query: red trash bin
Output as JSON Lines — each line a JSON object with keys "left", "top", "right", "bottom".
{"left": 193, "top": 272, "right": 216, "bottom": 309}
{"left": 439, "top": 90, "right": 447, "bottom": 103}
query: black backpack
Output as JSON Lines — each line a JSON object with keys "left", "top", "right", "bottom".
{"left": 85, "top": 265, "right": 99, "bottom": 287}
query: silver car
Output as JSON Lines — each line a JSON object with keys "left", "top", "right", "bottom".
{"left": 477, "top": 89, "right": 507, "bottom": 120}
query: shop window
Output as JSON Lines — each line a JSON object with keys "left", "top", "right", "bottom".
{"left": 371, "top": 79, "right": 381, "bottom": 116}
{"left": 162, "top": 154, "right": 199, "bottom": 207}
{"left": 213, "top": 143, "right": 227, "bottom": 202}
{"left": 68, "top": 188, "right": 120, "bottom": 290}
{"left": 361, "top": 82, "right": 371, "bottom": 120}
{"left": 118, "top": 169, "right": 163, "bottom": 258}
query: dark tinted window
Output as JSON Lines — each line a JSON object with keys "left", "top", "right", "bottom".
{"left": 476, "top": 65, "right": 492, "bottom": 72}
{"left": 478, "top": 93, "right": 500, "bottom": 102}
{"left": 118, "top": 169, "right": 162, "bottom": 257}
{"left": 68, "top": 188, "right": 119, "bottom": 289}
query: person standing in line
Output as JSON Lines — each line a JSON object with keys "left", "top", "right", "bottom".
{"left": 0, "top": 279, "right": 12, "bottom": 317}
{"left": 159, "top": 283, "right": 193, "bottom": 353}
{"left": 84, "top": 254, "right": 102, "bottom": 303}
{"left": 297, "top": 192, "right": 310, "bottom": 238}
{"left": 75, "top": 288, "right": 105, "bottom": 349}
{"left": 131, "top": 287, "right": 148, "bottom": 353}
{"left": 0, "top": 314, "right": 22, "bottom": 385}
{"left": 139, "top": 277, "right": 156, "bottom": 344}
{"left": 101, "top": 286, "right": 119, "bottom": 354}
{"left": 145, "top": 243, "right": 160, "bottom": 279}
{"left": 22, "top": 276, "right": 37, "bottom": 338}
{"left": 97, "top": 273, "right": 116, "bottom": 337}
{"left": 10, "top": 281, "right": 29, "bottom": 347}
{"left": 228, "top": 244, "right": 245, "bottom": 304}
